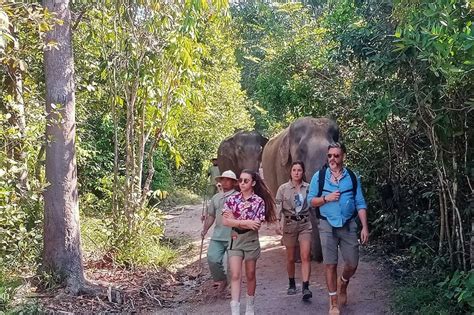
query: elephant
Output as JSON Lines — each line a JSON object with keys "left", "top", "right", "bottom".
{"left": 217, "top": 130, "right": 268, "bottom": 177}
{"left": 262, "top": 117, "right": 339, "bottom": 261}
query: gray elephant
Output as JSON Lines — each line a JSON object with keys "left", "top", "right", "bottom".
{"left": 262, "top": 117, "right": 339, "bottom": 261}
{"left": 217, "top": 130, "right": 268, "bottom": 177}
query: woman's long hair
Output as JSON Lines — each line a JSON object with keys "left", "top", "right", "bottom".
{"left": 290, "top": 160, "right": 307, "bottom": 182}
{"left": 241, "top": 169, "right": 277, "bottom": 223}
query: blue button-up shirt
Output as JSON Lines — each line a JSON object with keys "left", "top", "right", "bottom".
{"left": 307, "top": 167, "right": 367, "bottom": 228}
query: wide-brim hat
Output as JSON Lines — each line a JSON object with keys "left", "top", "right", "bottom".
{"left": 215, "top": 170, "right": 237, "bottom": 182}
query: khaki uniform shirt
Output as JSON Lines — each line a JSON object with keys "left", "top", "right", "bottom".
{"left": 207, "top": 189, "right": 238, "bottom": 241}
{"left": 275, "top": 180, "right": 310, "bottom": 219}
{"left": 208, "top": 165, "right": 220, "bottom": 185}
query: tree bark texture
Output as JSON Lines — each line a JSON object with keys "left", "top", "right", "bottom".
{"left": 42, "top": 0, "right": 85, "bottom": 293}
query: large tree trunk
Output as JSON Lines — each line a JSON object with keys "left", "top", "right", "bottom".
{"left": 42, "top": 0, "right": 85, "bottom": 294}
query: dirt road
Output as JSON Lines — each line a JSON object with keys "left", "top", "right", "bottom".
{"left": 160, "top": 204, "right": 391, "bottom": 315}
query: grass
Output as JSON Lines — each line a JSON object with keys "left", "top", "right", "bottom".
{"left": 392, "top": 272, "right": 470, "bottom": 314}
{"left": 80, "top": 210, "right": 185, "bottom": 269}
{"left": 393, "top": 283, "right": 452, "bottom": 314}
{"left": 80, "top": 214, "right": 110, "bottom": 261}
{"left": 157, "top": 188, "right": 202, "bottom": 209}
{"left": 0, "top": 267, "right": 41, "bottom": 314}
{"left": 80, "top": 187, "right": 204, "bottom": 269}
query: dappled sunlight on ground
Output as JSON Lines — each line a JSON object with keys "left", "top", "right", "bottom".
{"left": 162, "top": 204, "right": 392, "bottom": 315}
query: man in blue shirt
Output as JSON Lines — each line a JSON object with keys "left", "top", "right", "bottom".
{"left": 307, "top": 142, "right": 369, "bottom": 315}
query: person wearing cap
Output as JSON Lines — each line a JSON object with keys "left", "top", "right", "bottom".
{"left": 201, "top": 170, "right": 239, "bottom": 292}
{"left": 207, "top": 158, "right": 221, "bottom": 197}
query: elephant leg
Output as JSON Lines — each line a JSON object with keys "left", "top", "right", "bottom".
{"left": 309, "top": 210, "right": 323, "bottom": 262}
{"left": 294, "top": 241, "right": 301, "bottom": 263}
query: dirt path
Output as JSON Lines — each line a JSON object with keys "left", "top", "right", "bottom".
{"left": 160, "top": 204, "right": 392, "bottom": 315}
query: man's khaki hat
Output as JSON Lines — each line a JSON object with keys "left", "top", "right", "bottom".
{"left": 215, "top": 170, "right": 237, "bottom": 182}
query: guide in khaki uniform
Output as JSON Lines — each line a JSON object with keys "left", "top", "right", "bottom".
{"left": 201, "top": 170, "right": 239, "bottom": 292}
{"left": 222, "top": 169, "right": 277, "bottom": 315}
{"left": 207, "top": 158, "right": 221, "bottom": 197}
{"left": 275, "top": 161, "right": 313, "bottom": 301}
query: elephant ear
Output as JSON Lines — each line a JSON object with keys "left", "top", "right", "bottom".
{"left": 260, "top": 134, "right": 269, "bottom": 148}
{"left": 279, "top": 131, "right": 290, "bottom": 166}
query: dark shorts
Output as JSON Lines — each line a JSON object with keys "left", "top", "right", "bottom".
{"left": 318, "top": 219, "right": 359, "bottom": 266}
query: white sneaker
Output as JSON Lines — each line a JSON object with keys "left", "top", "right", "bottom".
{"left": 230, "top": 300, "right": 240, "bottom": 315}
{"left": 245, "top": 295, "right": 255, "bottom": 315}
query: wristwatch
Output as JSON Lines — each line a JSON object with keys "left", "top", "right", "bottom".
{"left": 322, "top": 195, "right": 326, "bottom": 204}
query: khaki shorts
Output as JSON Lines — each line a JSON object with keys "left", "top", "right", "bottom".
{"left": 228, "top": 230, "right": 261, "bottom": 261}
{"left": 318, "top": 219, "right": 359, "bottom": 267}
{"left": 282, "top": 217, "right": 312, "bottom": 247}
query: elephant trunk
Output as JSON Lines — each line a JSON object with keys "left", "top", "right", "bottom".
{"left": 302, "top": 139, "right": 331, "bottom": 181}
{"left": 239, "top": 158, "right": 260, "bottom": 174}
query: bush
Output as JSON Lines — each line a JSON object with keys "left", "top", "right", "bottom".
{"left": 0, "top": 165, "right": 42, "bottom": 270}
{"left": 158, "top": 189, "right": 202, "bottom": 209}
{"left": 393, "top": 269, "right": 473, "bottom": 314}
{"left": 0, "top": 268, "right": 19, "bottom": 312}
{"left": 438, "top": 270, "right": 474, "bottom": 312}
{"left": 81, "top": 206, "right": 178, "bottom": 269}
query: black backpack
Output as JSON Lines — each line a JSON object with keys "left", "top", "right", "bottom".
{"left": 313, "top": 165, "right": 358, "bottom": 219}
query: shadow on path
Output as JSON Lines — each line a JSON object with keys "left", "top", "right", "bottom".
{"left": 161, "top": 204, "right": 392, "bottom": 315}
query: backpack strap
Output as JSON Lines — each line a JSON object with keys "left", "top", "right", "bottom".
{"left": 348, "top": 168, "right": 357, "bottom": 196}
{"left": 339, "top": 168, "right": 357, "bottom": 195}
{"left": 316, "top": 165, "right": 327, "bottom": 197}
{"left": 313, "top": 165, "right": 327, "bottom": 219}
{"left": 342, "top": 168, "right": 358, "bottom": 221}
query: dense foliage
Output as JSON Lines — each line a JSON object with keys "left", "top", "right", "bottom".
{"left": 232, "top": 0, "right": 473, "bottom": 312}
{"left": 0, "top": 0, "right": 252, "bottom": 307}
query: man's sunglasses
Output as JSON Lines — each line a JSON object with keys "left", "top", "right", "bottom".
{"left": 327, "top": 154, "right": 340, "bottom": 159}
{"left": 238, "top": 178, "right": 251, "bottom": 184}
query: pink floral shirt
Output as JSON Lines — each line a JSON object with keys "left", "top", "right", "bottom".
{"left": 223, "top": 192, "right": 266, "bottom": 222}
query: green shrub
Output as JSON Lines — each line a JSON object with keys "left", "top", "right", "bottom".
{"left": 438, "top": 270, "right": 474, "bottom": 312}
{"left": 80, "top": 205, "right": 178, "bottom": 269}
{"left": 393, "top": 270, "right": 473, "bottom": 314}
{"left": 158, "top": 188, "right": 202, "bottom": 209}
{"left": 80, "top": 214, "right": 110, "bottom": 261}
{"left": 0, "top": 166, "right": 42, "bottom": 270}
{"left": 0, "top": 268, "right": 19, "bottom": 312}
{"left": 151, "top": 149, "right": 174, "bottom": 191}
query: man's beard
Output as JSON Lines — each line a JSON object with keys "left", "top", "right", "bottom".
{"left": 329, "top": 160, "right": 343, "bottom": 170}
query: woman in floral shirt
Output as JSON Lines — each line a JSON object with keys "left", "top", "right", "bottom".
{"left": 223, "top": 169, "right": 276, "bottom": 315}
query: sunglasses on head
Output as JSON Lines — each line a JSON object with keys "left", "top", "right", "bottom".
{"left": 327, "top": 154, "right": 340, "bottom": 159}
{"left": 238, "top": 178, "right": 251, "bottom": 184}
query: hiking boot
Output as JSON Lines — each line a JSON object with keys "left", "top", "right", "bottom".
{"left": 338, "top": 277, "right": 349, "bottom": 306}
{"left": 287, "top": 286, "right": 297, "bottom": 295}
{"left": 302, "top": 288, "right": 312, "bottom": 301}
{"left": 329, "top": 296, "right": 340, "bottom": 315}
{"left": 230, "top": 300, "right": 240, "bottom": 315}
{"left": 245, "top": 294, "right": 255, "bottom": 315}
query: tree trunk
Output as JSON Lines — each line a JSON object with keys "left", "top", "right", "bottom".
{"left": 42, "top": 0, "right": 85, "bottom": 294}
